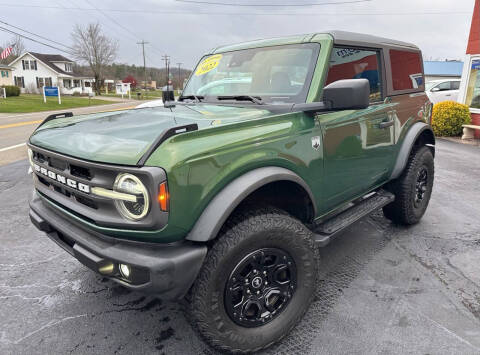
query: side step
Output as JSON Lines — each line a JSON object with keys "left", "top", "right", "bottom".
{"left": 312, "top": 189, "right": 394, "bottom": 247}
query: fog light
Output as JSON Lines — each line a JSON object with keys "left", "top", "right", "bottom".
{"left": 119, "top": 263, "right": 131, "bottom": 279}
{"left": 98, "top": 262, "right": 115, "bottom": 275}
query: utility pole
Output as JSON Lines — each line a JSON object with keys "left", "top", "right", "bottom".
{"left": 161, "top": 54, "right": 170, "bottom": 88}
{"left": 137, "top": 40, "right": 149, "bottom": 99}
{"left": 177, "top": 62, "right": 182, "bottom": 91}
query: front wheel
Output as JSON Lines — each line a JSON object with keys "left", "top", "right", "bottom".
{"left": 383, "top": 145, "right": 434, "bottom": 225}
{"left": 187, "top": 207, "right": 318, "bottom": 353}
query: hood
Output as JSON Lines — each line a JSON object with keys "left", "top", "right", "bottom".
{"left": 29, "top": 104, "right": 274, "bottom": 165}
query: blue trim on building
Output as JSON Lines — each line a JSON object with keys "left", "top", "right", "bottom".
{"left": 423, "top": 61, "right": 464, "bottom": 77}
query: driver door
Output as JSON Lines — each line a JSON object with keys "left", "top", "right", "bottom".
{"left": 319, "top": 46, "right": 395, "bottom": 212}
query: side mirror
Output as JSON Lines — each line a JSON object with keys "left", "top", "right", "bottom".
{"left": 431, "top": 87, "right": 440, "bottom": 92}
{"left": 323, "top": 79, "right": 370, "bottom": 110}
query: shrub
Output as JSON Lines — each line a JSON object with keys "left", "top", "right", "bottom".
{"left": 431, "top": 101, "right": 471, "bottom": 137}
{"left": 72, "top": 91, "right": 81, "bottom": 96}
{"left": 2, "top": 85, "right": 20, "bottom": 97}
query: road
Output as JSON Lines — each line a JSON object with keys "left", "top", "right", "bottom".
{"left": 1, "top": 139, "right": 480, "bottom": 354}
{"left": 0, "top": 100, "right": 136, "bottom": 166}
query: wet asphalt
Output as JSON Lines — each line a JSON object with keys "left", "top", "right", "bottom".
{"left": 1, "top": 139, "right": 480, "bottom": 355}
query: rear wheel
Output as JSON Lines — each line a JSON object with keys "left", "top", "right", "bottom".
{"left": 383, "top": 145, "right": 434, "bottom": 225}
{"left": 187, "top": 207, "right": 318, "bottom": 353}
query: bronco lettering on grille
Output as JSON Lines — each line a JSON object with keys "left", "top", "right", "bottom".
{"left": 33, "top": 163, "right": 91, "bottom": 193}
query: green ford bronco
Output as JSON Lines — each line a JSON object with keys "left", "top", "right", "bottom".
{"left": 28, "top": 31, "right": 434, "bottom": 352}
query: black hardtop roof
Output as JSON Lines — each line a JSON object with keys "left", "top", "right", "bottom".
{"left": 328, "top": 30, "right": 420, "bottom": 50}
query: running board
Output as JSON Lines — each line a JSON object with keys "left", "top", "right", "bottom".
{"left": 312, "top": 190, "right": 395, "bottom": 247}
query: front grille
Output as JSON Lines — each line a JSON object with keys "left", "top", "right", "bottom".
{"left": 29, "top": 144, "right": 168, "bottom": 231}
{"left": 35, "top": 165, "right": 95, "bottom": 209}
{"left": 70, "top": 164, "right": 92, "bottom": 180}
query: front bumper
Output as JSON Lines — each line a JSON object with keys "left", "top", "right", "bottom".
{"left": 29, "top": 193, "right": 207, "bottom": 300}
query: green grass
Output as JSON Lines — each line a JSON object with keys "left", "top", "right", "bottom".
{"left": 102, "top": 89, "right": 180, "bottom": 100}
{"left": 0, "top": 94, "right": 114, "bottom": 113}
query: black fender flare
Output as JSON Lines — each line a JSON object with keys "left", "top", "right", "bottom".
{"left": 390, "top": 122, "right": 435, "bottom": 180}
{"left": 185, "top": 166, "right": 317, "bottom": 242}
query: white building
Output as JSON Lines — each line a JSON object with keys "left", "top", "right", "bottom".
{"left": 9, "top": 52, "right": 94, "bottom": 94}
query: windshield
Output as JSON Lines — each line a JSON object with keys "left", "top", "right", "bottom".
{"left": 183, "top": 43, "right": 320, "bottom": 104}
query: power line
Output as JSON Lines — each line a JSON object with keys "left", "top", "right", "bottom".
{"left": 0, "top": 19, "right": 74, "bottom": 50}
{"left": 82, "top": 0, "right": 165, "bottom": 58}
{"left": 84, "top": 0, "right": 139, "bottom": 43}
{"left": 63, "top": 0, "right": 143, "bottom": 65}
{"left": 0, "top": 4, "right": 470, "bottom": 16}
{"left": 0, "top": 25, "right": 73, "bottom": 55}
{"left": 174, "top": 0, "right": 372, "bottom": 6}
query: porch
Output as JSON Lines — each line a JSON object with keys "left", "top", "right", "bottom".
{"left": 59, "top": 77, "right": 95, "bottom": 95}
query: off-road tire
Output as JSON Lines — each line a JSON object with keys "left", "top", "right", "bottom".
{"left": 187, "top": 207, "right": 318, "bottom": 353}
{"left": 383, "top": 145, "right": 434, "bottom": 225}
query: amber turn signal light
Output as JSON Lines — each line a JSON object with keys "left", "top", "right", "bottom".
{"left": 158, "top": 182, "right": 169, "bottom": 211}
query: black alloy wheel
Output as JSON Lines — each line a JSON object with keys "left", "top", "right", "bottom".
{"left": 224, "top": 248, "right": 297, "bottom": 327}
{"left": 414, "top": 167, "right": 428, "bottom": 207}
{"left": 187, "top": 207, "right": 318, "bottom": 353}
{"left": 382, "top": 145, "right": 434, "bottom": 225}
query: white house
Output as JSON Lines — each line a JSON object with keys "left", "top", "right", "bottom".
{"left": 9, "top": 52, "right": 94, "bottom": 94}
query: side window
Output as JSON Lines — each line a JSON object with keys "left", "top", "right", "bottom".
{"left": 326, "top": 47, "right": 382, "bottom": 102}
{"left": 389, "top": 49, "right": 423, "bottom": 91}
{"left": 451, "top": 81, "right": 460, "bottom": 90}
{"left": 436, "top": 82, "right": 451, "bottom": 91}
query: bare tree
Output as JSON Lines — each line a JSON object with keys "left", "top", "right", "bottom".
{"left": 71, "top": 23, "right": 118, "bottom": 95}
{"left": 0, "top": 35, "right": 26, "bottom": 64}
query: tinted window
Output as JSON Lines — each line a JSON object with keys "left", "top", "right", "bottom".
{"left": 326, "top": 47, "right": 381, "bottom": 102}
{"left": 451, "top": 81, "right": 460, "bottom": 90}
{"left": 390, "top": 49, "right": 423, "bottom": 91}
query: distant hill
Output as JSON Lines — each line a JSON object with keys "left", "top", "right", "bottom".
{"left": 74, "top": 63, "right": 192, "bottom": 89}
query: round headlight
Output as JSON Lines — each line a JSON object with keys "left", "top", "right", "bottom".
{"left": 114, "top": 173, "right": 150, "bottom": 221}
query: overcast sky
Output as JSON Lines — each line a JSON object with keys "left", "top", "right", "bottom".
{"left": 1, "top": 0, "right": 476, "bottom": 69}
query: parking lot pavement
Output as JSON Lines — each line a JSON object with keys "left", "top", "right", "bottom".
{"left": 1, "top": 139, "right": 480, "bottom": 355}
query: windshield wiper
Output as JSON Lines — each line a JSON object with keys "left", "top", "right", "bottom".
{"left": 216, "top": 95, "right": 264, "bottom": 105}
{"left": 179, "top": 95, "right": 204, "bottom": 103}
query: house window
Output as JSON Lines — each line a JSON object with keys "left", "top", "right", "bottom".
{"left": 45, "top": 77, "right": 52, "bottom": 87}
{"left": 14, "top": 76, "right": 25, "bottom": 88}
{"left": 389, "top": 49, "right": 423, "bottom": 91}
{"left": 63, "top": 79, "right": 71, "bottom": 88}
{"left": 326, "top": 47, "right": 382, "bottom": 102}
{"left": 22, "top": 60, "right": 30, "bottom": 70}
{"left": 30, "top": 60, "right": 37, "bottom": 70}
{"left": 73, "top": 79, "right": 80, "bottom": 87}
{"left": 65, "top": 63, "right": 72, "bottom": 72}
{"left": 36, "top": 77, "right": 44, "bottom": 88}
{"left": 1, "top": 70, "right": 8, "bottom": 78}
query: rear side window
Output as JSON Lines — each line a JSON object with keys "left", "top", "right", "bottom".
{"left": 451, "top": 81, "right": 460, "bottom": 90}
{"left": 326, "top": 47, "right": 382, "bottom": 102}
{"left": 389, "top": 49, "right": 423, "bottom": 91}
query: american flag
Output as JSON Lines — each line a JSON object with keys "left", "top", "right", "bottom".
{"left": 0, "top": 44, "right": 14, "bottom": 60}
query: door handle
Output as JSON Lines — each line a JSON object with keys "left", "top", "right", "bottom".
{"left": 379, "top": 121, "right": 394, "bottom": 129}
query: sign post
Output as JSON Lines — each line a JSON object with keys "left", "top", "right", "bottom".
{"left": 43, "top": 86, "right": 61, "bottom": 104}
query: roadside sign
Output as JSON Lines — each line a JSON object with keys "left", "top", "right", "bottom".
{"left": 43, "top": 86, "right": 61, "bottom": 104}
{"left": 472, "top": 60, "right": 480, "bottom": 70}
{"left": 0, "top": 87, "right": 5, "bottom": 99}
{"left": 115, "top": 83, "right": 131, "bottom": 99}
